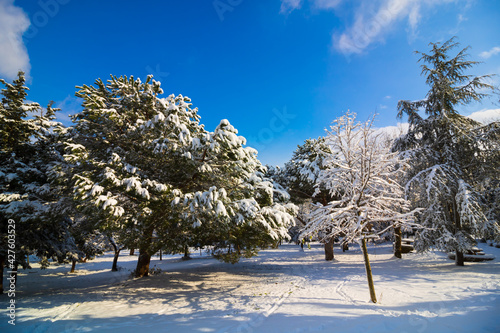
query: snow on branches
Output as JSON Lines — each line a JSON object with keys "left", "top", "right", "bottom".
{"left": 67, "top": 74, "right": 296, "bottom": 275}
{"left": 301, "top": 112, "right": 420, "bottom": 244}
{"left": 394, "top": 38, "right": 500, "bottom": 263}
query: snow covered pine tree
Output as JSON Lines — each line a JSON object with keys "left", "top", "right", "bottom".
{"left": 66, "top": 75, "right": 296, "bottom": 277}
{"left": 0, "top": 72, "right": 78, "bottom": 293}
{"left": 301, "top": 112, "right": 420, "bottom": 303}
{"left": 394, "top": 37, "right": 500, "bottom": 266}
{"left": 282, "top": 138, "right": 341, "bottom": 259}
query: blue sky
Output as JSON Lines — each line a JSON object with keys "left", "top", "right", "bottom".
{"left": 1, "top": 0, "right": 499, "bottom": 166}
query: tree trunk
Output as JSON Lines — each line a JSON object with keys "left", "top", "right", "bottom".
{"left": 129, "top": 248, "right": 135, "bottom": 255}
{"left": 325, "top": 237, "right": 335, "bottom": 261}
{"left": 183, "top": 245, "right": 191, "bottom": 260}
{"left": 455, "top": 250, "right": 465, "bottom": 266}
{"left": 135, "top": 227, "right": 154, "bottom": 278}
{"left": 452, "top": 199, "right": 465, "bottom": 266}
{"left": 70, "top": 259, "right": 77, "bottom": 273}
{"left": 342, "top": 241, "right": 349, "bottom": 252}
{"left": 360, "top": 238, "right": 377, "bottom": 303}
{"left": 109, "top": 236, "right": 121, "bottom": 272}
{"left": 112, "top": 249, "right": 121, "bottom": 272}
{"left": 394, "top": 225, "right": 402, "bottom": 259}
{"left": 135, "top": 252, "right": 151, "bottom": 277}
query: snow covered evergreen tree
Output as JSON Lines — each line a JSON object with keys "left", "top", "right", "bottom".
{"left": 0, "top": 72, "right": 78, "bottom": 292}
{"left": 282, "top": 138, "right": 341, "bottom": 259}
{"left": 284, "top": 138, "right": 333, "bottom": 205}
{"left": 471, "top": 121, "right": 500, "bottom": 242}
{"left": 393, "top": 37, "right": 500, "bottom": 266}
{"left": 301, "top": 112, "right": 420, "bottom": 303}
{"left": 67, "top": 75, "right": 296, "bottom": 277}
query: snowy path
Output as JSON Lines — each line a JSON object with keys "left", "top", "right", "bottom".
{"left": 1, "top": 243, "right": 499, "bottom": 332}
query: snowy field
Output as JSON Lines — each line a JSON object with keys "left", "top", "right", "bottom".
{"left": 1, "top": 243, "right": 499, "bottom": 333}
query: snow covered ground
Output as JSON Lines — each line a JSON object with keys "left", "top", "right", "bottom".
{"left": 1, "top": 242, "right": 499, "bottom": 333}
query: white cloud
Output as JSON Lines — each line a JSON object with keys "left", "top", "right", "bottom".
{"left": 312, "top": 0, "right": 343, "bottom": 10}
{"left": 0, "top": 0, "right": 31, "bottom": 80}
{"left": 408, "top": 2, "right": 421, "bottom": 31}
{"left": 280, "top": 0, "right": 468, "bottom": 55}
{"left": 335, "top": 0, "right": 422, "bottom": 55}
{"left": 479, "top": 46, "right": 500, "bottom": 59}
{"left": 457, "top": 13, "right": 467, "bottom": 24}
{"left": 466, "top": 109, "right": 500, "bottom": 124}
{"left": 332, "top": 0, "right": 461, "bottom": 55}
{"left": 280, "top": 0, "right": 343, "bottom": 14}
{"left": 373, "top": 123, "right": 409, "bottom": 140}
{"left": 280, "top": 0, "right": 303, "bottom": 14}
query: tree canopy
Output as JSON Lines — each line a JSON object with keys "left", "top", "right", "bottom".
{"left": 65, "top": 75, "right": 296, "bottom": 276}
{"left": 394, "top": 37, "right": 500, "bottom": 265}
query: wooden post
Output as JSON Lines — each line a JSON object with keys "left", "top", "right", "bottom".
{"left": 360, "top": 238, "right": 377, "bottom": 303}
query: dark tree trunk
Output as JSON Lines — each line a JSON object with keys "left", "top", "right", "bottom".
{"left": 325, "top": 237, "right": 335, "bottom": 261}
{"left": 342, "top": 241, "right": 349, "bottom": 252}
{"left": 109, "top": 236, "right": 121, "bottom": 272}
{"left": 159, "top": 249, "right": 162, "bottom": 261}
{"left": 394, "top": 225, "right": 402, "bottom": 259}
{"left": 135, "top": 252, "right": 152, "bottom": 277}
{"left": 455, "top": 250, "right": 465, "bottom": 266}
{"left": 129, "top": 248, "right": 135, "bottom": 255}
{"left": 183, "top": 245, "right": 191, "bottom": 260}
{"left": 135, "top": 227, "right": 154, "bottom": 278}
{"left": 361, "top": 238, "right": 377, "bottom": 303}
{"left": 452, "top": 199, "right": 465, "bottom": 266}
{"left": 112, "top": 249, "right": 121, "bottom": 272}
{"left": 70, "top": 259, "right": 77, "bottom": 273}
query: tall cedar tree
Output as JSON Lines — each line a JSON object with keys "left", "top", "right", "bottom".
{"left": 394, "top": 37, "right": 500, "bottom": 265}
